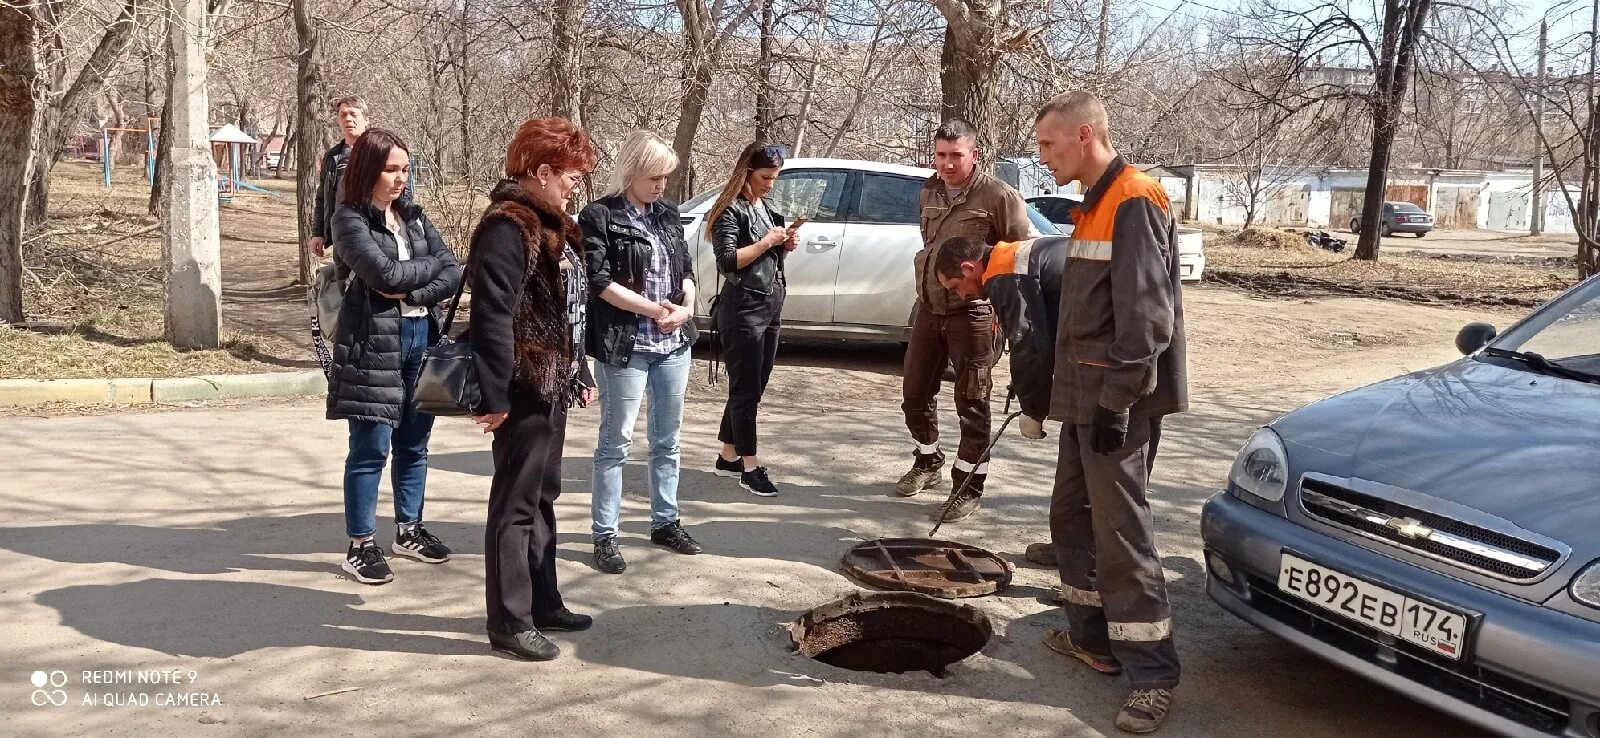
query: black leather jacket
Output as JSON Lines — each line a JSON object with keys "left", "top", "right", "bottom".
{"left": 712, "top": 196, "right": 786, "bottom": 294}
{"left": 578, "top": 194, "right": 699, "bottom": 365}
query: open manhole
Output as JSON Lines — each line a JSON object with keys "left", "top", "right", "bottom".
{"left": 841, "top": 537, "right": 1013, "bottom": 598}
{"left": 790, "top": 591, "right": 993, "bottom": 677}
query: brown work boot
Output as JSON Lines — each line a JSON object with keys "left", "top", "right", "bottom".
{"left": 1115, "top": 688, "right": 1173, "bottom": 734}
{"left": 1024, "top": 542, "right": 1057, "bottom": 567}
{"left": 1043, "top": 629, "right": 1122, "bottom": 675}
{"left": 931, "top": 489, "right": 982, "bottom": 522}
{"left": 895, "top": 450, "right": 945, "bottom": 497}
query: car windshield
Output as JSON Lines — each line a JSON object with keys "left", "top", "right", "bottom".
{"left": 1026, "top": 205, "right": 1061, "bottom": 235}
{"left": 1489, "top": 276, "right": 1600, "bottom": 375}
{"left": 1393, "top": 202, "right": 1424, "bottom": 213}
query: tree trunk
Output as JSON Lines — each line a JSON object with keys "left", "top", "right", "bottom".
{"left": 669, "top": 0, "right": 762, "bottom": 200}
{"left": 933, "top": 0, "right": 1005, "bottom": 158}
{"left": 547, "top": 0, "right": 584, "bottom": 124}
{"left": 275, "top": 114, "right": 294, "bottom": 179}
{"left": 754, "top": 0, "right": 776, "bottom": 141}
{"left": 0, "top": 2, "right": 40, "bottom": 324}
{"left": 27, "top": 0, "right": 143, "bottom": 226}
{"left": 148, "top": 99, "right": 172, "bottom": 215}
{"left": 1094, "top": 0, "right": 1111, "bottom": 75}
{"left": 1353, "top": 102, "right": 1396, "bottom": 261}
{"left": 938, "top": 26, "right": 1001, "bottom": 156}
{"left": 293, "top": 0, "right": 324, "bottom": 285}
{"left": 454, "top": 0, "right": 475, "bottom": 188}
{"left": 1354, "top": 0, "right": 1429, "bottom": 262}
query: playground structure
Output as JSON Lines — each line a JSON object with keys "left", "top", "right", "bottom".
{"left": 95, "top": 120, "right": 280, "bottom": 202}
{"left": 100, "top": 117, "right": 158, "bottom": 188}
{"left": 207, "top": 123, "right": 277, "bottom": 202}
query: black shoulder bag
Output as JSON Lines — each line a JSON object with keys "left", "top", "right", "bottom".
{"left": 414, "top": 276, "right": 480, "bottom": 416}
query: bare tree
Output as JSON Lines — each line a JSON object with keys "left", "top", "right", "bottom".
{"left": 27, "top": 0, "right": 145, "bottom": 227}
{"left": 1235, "top": 0, "right": 1439, "bottom": 260}
{"left": 293, "top": 0, "right": 325, "bottom": 285}
{"left": 548, "top": 0, "right": 585, "bottom": 123}
{"left": 668, "top": 0, "right": 761, "bottom": 199}
{"left": 0, "top": 2, "right": 39, "bottom": 324}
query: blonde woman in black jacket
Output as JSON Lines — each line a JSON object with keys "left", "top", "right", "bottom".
{"left": 707, "top": 142, "right": 796, "bottom": 498}
{"left": 327, "top": 128, "right": 462, "bottom": 586}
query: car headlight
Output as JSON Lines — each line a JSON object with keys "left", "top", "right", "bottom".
{"left": 1229, "top": 428, "right": 1289, "bottom": 502}
{"left": 1573, "top": 561, "right": 1600, "bottom": 609}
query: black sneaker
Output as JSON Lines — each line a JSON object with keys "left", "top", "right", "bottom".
{"left": 650, "top": 521, "right": 703, "bottom": 554}
{"left": 714, "top": 455, "right": 744, "bottom": 478}
{"left": 740, "top": 467, "right": 780, "bottom": 497}
{"left": 533, "top": 607, "right": 593, "bottom": 632}
{"left": 593, "top": 535, "right": 626, "bottom": 574}
{"left": 393, "top": 523, "right": 451, "bottom": 563}
{"left": 341, "top": 540, "right": 394, "bottom": 584}
{"left": 488, "top": 628, "right": 560, "bottom": 661}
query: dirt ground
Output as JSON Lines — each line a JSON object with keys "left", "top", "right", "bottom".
{"left": 0, "top": 284, "right": 1522, "bottom": 736}
{"left": 1201, "top": 225, "right": 1578, "bottom": 310}
{"left": 3, "top": 162, "right": 313, "bottom": 379}
{"left": 1374, "top": 227, "right": 1580, "bottom": 260}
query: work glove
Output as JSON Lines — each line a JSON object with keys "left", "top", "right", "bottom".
{"left": 1090, "top": 405, "right": 1129, "bottom": 454}
{"left": 1019, "top": 415, "right": 1047, "bottom": 440}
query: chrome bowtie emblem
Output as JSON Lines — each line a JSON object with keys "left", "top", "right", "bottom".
{"left": 1384, "top": 516, "right": 1434, "bottom": 541}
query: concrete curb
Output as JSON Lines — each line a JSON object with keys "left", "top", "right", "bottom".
{"left": 0, "top": 370, "right": 325, "bottom": 407}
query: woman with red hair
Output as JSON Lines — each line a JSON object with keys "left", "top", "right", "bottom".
{"left": 468, "top": 116, "right": 597, "bottom": 661}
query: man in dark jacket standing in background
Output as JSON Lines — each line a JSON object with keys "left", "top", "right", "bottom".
{"left": 308, "top": 96, "right": 370, "bottom": 258}
{"left": 897, "top": 119, "right": 1032, "bottom": 524}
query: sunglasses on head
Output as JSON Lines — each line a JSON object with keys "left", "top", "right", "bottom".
{"left": 757, "top": 144, "right": 789, "bottom": 161}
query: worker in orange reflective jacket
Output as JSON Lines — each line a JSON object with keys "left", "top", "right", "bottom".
{"left": 1032, "top": 89, "right": 1189, "bottom": 734}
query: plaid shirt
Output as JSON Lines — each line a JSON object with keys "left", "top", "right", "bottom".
{"left": 626, "top": 200, "right": 685, "bottom": 354}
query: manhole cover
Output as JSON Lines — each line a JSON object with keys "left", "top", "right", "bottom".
{"left": 790, "top": 591, "right": 992, "bottom": 677}
{"left": 840, "top": 537, "right": 1013, "bottom": 598}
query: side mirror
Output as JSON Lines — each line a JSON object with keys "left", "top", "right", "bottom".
{"left": 1455, "top": 322, "right": 1497, "bottom": 355}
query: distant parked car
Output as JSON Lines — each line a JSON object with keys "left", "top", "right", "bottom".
{"left": 263, "top": 152, "right": 282, "bottom": 168}
{"left": 1351, "top": 201, "right": 1435, "bottom": 237}
{"left": 680, "top": 157, "right": 1060, "bottom": 343}
{"left": 1201, "top": 274, "right": 1600, "bottom": 736}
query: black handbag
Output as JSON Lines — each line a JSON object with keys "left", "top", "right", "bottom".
{"left": 414, "top": 276, "right": 480, "bottom": 417}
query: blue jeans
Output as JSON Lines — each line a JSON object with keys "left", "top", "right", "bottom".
{"left": 591, "top": 345, "right": 692, "bottom": 539}
{"left": 343, "top": 317, "right": 436, "bottom": 539}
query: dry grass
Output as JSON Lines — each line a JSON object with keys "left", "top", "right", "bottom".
{"left": 1200, "top": 225, "right": 1578, "bottom": 308}
{"left": 6, "top": 162, "right": 298, "bottom": 379}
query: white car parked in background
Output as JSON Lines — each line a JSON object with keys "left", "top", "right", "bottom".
{"left": 680, "top": 158, "right": 1062, "bottom": 342}
{"left": 1027, "top": 193, "right": 1206, "bottom": 282}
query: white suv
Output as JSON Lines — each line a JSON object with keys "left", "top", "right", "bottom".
{"left": 679, "top": 158, "right": 1061, "bottom": 342}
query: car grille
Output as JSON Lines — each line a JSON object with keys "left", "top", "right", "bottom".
{"left": 1298, "top": 477, "right": 1563, "bottom": 582}
{"left": 1244, "top": 573, "right": 1572, "bottom": 733}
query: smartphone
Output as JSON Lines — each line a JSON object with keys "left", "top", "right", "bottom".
{"left": 787, "top": 216, "right": 810, "bottom": 231}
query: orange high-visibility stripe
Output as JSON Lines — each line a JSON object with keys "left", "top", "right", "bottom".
{"left": 1072, "top": 168, "right": 1171, "bottom": 243}
{"left": 981, "top": 241, "right": 1021, "bottom": 285}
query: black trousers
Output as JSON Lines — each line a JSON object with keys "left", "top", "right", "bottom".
{"left": 485, "top": 392, "right": 567, "bottom": 633}
{"left": 716, "top": 281, "right": 784, "bottom": 457}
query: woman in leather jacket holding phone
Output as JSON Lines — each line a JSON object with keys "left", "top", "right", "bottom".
{"left": 706, "top": 142, "right": 797, "bottom": 498}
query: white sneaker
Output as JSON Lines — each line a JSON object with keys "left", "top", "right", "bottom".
{"left": 1020, "top": 415, "right": 1047, "bottom": 440}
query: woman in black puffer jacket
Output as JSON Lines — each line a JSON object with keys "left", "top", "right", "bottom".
{"left": 328, "top": 128, "right": 462, "bottom": 586}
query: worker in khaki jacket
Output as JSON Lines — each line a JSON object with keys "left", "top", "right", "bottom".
{"left": 898, "top": 119, "right": 1032, "bottom": 524}
{"left": 1033, "top": 91, "right": 1188, "bottom": 733}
